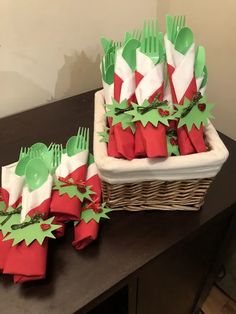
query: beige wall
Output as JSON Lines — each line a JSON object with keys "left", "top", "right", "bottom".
{"left": 0, "top": 0, "right": 157, "bottom": 117}
{"left": 157, "top": 0, "right": 236, "bottom": 140}
{"left": 1, "top": 0, "right": 236, "bottom": 140}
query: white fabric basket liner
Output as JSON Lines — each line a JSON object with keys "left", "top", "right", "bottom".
{"left": 93, "top": 90, "right": 229, "bottom": 184}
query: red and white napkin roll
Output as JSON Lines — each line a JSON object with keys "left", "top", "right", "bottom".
{"left": 72, "top": 155, "right": 101, "bottom": 250}
{"left": 0, "top": 163, "right": 24, "bottom": 272}
{"left": 135, "top": 50, "right": 167, "bottom": 158}
{"left": 50, "top": 150, "right": 89, "bottom": 237}
{"left": 3, "top": 174, "right": 53, "bottom": 283}
{"left": 164, "top": 35, "right": 206, "bottom": 155}
{"left": 112, "top": 48, "right": 135, "bottom": 160}
{"left": 102, "top": 81, "right": 122, "bottom": 158}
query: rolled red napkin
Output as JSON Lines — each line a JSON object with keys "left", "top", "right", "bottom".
{"left": 135, "top": 50, "right": 168, "bottom": 158}
{"left": 50, "top": 150, "right": 89, "bottom": 228}
{"left": 72, "top": 154, "right": 102, "bottom": 250}
{"left": 0, "top": 163, "right": 24, "bottom": 272}
{"left": 3, "top": 175, "right": 53, "bottom": 283}
{"left": 112, "top": 48, "right": 135, "bottom": 160}
{"left": 165, "top": 35, "right": 207, "bottom": 154}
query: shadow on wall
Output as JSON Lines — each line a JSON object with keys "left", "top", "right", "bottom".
{"left": 54, "top": 51, "right": 101, "bottom": 100}
{"left": 0, "top": 71, "right": 52, "bottom": 117}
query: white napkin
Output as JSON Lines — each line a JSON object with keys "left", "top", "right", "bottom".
{"left": 1, "top": 162, "right": 25, "bottom": 207}
{"left": 136, "top": 49, "right": 155, "bottom": 76}
{"left": 135, "top": 62, "right": 164, "bottom": 104}
{"left": 115, "top": 48, "right": 135, "bottom": 101}
{"left": 164, "top": 34, "right": 196, "bottom": 103}
{"left": 20, "top": 175, "right": 53, "bottom": 223}
{"left": 102, "top": 81, "right": 114, "bottom": 104}
{"left": 86, "top": 161, "right": 98, "bottom": 181}
{"left": 55, "top": 151, "right": 89, "bottom": 179}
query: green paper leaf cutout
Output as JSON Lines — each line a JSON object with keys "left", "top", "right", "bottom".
{"left": 81, "top": 202, "right": 112, "bottom": 223}
{"left": 174, "top": 96, "right": 214, "bottom": 132}
{"left": 105, "top": 99, "right": 135, "bottom": 133}
{"left": 0, "top": 206, "right": 21, "bottom": 237}
{"left": 127, "top": 100, "right": 172, "bottom": 127}
{"left": 4, "top": 216, "right": 61, "bottom": 246}
{"left": 167, "top": 136, "right": 180, "bottom": 156}
{"left": 53, "top": 179, "right": 96, "bottom": 202}
{"left": 98, "top": 127, "right": 110, "bottom": 143}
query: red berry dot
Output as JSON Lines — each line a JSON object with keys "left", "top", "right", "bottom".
{"left": 198, "top": 103, "right": 206, "bottom": 112}
{"left": 40, "top": 224, "right": 51, "bottom": 231}
{"left": 170, "top": 138, "right": 178, "bottom": 146}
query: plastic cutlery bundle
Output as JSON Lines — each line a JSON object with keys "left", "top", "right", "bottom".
{"left": 100, "top": 16, "right": 213, "bottom": 160}
{"left": 0, "top": 127, "right": 112, "bottom": 283}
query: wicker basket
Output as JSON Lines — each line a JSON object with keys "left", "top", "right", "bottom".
{"left": 94, "top": 90, "right": 229, "bottom": 211}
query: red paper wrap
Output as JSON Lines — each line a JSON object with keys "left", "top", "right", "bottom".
{"left": 50, "top": 164, "right": 87, "bottom": 237}
{"left": 0, "top": 188, "right": 21, "bottom": 272}
{"left": 3, "top": 198, "right": 51, "bottom": 283}
{"left": 72, "top": 158, "right": 101, "bottom": 250}
{"left": 109, "top": 73, "right": 135, "bottom": 160}
{"left": 167, "top": 64, "right": 206, "bottom": 154}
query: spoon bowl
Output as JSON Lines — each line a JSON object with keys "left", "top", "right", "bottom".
{"left": 15, "top": 156, "right": 31, "bottom": 176}
{"left": 66, "top": 136, "right": 77, "bottom": 157}
{"left": 195, "top": 46, "right": 206, "bottom": 78}
{"left": 30, "top": 142, "right": 48, "bottom": 153}
{"left": 25, "top": 158, "right": 49, "bottom": 191}
{"left": 175, "top": 27, "right": 194, "bottom": 55}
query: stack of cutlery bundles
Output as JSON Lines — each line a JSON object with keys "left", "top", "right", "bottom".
{"left": 0, "top": 127, "right": 111, "bottom": 283}
{"left": 100, "top": 15, "right": 213, "bottom": 160}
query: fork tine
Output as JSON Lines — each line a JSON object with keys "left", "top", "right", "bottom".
{"left": 172, "top": 16, "right": 177, "bottom": 42}
{"left": 78, "top": 127, "right": 84, "bottom": 151}
{"left": 86, "top": 128, "right": 89, "bottom": 150}
{"left": 48, "top": 142, "right": 54, "bottom": 150}
{"left": 82, "top": 127, "right": 86, "bottom": 150}
{"left": 19, "top": 147, "right": 23, "bottom": 159}
{"left": 155, "top": 19, "right": 158, "bottom": 37}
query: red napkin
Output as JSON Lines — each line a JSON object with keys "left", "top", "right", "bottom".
{"left": 3, "top": 198, "right": 51, "bottom": 283}
{"left": 72, "top": 155, "right": 101, "bottom": 250}
{"left": 110, "top": 54, "right": 135, "bottom": 160}
{"left": 139, "top": 86, "right": 168, "bottom": 158}
{"left": 167, "top": 57, "right": 206, "bottom": 155}
{"left": 50, "top": 164, "right": 87, "bottom": 223}
{"left": 0, "top": 188, "right": 21, "bottom": 273}
{"left": 72, "top": 220, "right": 99, "bottom": 250}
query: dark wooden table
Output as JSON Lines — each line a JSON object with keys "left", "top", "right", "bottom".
{"left": 0, "top": 90, "right": 235, "bottom": 314}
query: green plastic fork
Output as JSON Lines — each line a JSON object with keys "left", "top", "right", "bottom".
{"left": 166, "top": 15, "right": 186, "bottom": 44}
{"left": 76, "top": 127, "right": 89, "bottom": 152}
{"left": 66, "top": 127, "right": 89, "bottom": 157}
{"left": 171, "top": 15, "right": 186, "bottom": 44}
{"left": 141, "top": 19, "right": 160, "bottom": 64}
{"left": 50, "top": 144, "right": 63, "bottom": 174}
{"left": 122, "top": 30, "right": 141, "bottom": 71}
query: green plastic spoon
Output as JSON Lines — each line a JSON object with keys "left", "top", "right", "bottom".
{"left": 15, "top": 156, "right": 31, "bottom": 176}
{"left": 66, "top": 135, "right": 77, "bottom": 157}
{"left": 175, "top": 27, "right": 194, "bottom": 55}
{"left": 122, "top": 39, "right": 141, "bottom": 71}
{"left": 30, "top": 142, "right": 48, "bottom": 153}
{"left": 195, "top": 46, "right": 206, "bottom": 78}
{"left": 200, "top": 66, "right": 208, "bottom": 88}
{"left": 25, "top": 158, "right": 49, "bottom": 191}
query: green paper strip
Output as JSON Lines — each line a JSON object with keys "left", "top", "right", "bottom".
{"left": 81, "top": 202, "right": 112, "bottom": 223}
{"left": 4, "top": 216, "right": 61, "bottom": 246}
{"left": 105, "top": 99, "right": 135, "bottom": 133}
{"left": 53, "top": 179, "right": 96, "bottom": 202}
{"left": 173, "top": 94, "right": 214, "bottom": 132}
{"left": 127, "top": 100, "right": 172, "bottom": 127}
